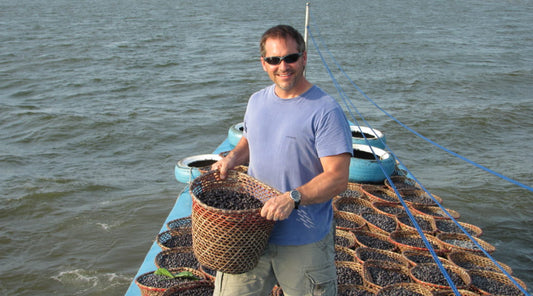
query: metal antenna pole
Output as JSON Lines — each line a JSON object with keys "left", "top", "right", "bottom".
{"left": 304, "top": 2, "right": 310, "bottom": 76}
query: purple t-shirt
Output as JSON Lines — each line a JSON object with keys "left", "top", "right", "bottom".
{"left": 243, "top": 84, "right": 352, "bottom": 245}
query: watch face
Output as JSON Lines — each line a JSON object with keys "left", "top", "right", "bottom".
{"left": 290, "top": 190, "right": 301, "bottom": 202}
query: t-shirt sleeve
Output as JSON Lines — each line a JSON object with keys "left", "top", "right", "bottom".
{"left": 315, "top": 107, "right": 353, "bottom": 158}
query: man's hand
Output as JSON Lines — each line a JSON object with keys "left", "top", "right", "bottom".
{"left": 261, "top": 192, "right": 294, "bottom": 221}
{"left": 211, "top": 158, "right": 231, "bottom": 180}
{"left": 211, "top": 137, "right": 250, "bottom": 180}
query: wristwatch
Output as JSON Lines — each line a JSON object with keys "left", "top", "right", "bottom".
{"left": 289, "top": 189, "right": 301, "bottom": 209}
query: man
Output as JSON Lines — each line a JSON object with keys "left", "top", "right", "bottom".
{"left": 211, "top": 24, "right": 352, "bottom": 296}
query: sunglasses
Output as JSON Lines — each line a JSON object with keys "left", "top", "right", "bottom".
{"left": 263, "top": 53, "right": 303, "bottom": 65}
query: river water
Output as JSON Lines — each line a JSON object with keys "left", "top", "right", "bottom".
{"left": 1, "top": 0, "right": 531, "bottom": 295}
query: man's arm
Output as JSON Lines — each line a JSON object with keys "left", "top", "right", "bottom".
{"left": 260, "top": 152, "right": 351, "bottom": 221}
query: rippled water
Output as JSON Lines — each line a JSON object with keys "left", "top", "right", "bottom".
{"left": 1, "top": 0, "right": 532, "bottom": 294}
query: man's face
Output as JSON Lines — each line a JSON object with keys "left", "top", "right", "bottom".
{"left": 261, "top": 37, "right": 306, "bottom": 98}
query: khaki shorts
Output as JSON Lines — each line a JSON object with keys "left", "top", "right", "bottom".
{"left": 214, "top": 226, "right": 337, "bottom": 296}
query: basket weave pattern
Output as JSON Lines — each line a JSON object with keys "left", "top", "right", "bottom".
{"left": 135, "top": 267, "right": 206, "bottom": 296}
{"left": 190, "top": 170, "right": 279, "bottom": 274}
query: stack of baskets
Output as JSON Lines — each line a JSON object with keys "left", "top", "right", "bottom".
{"left": 331, "top": 177, "right": 529, "bottom": 295}
{"left": 136, "top": 170, "right": 529, "bottom": 295}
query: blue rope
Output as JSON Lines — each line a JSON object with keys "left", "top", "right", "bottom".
{"left": 308, "top": 28, "right": 461, "bottom": 296}
{"left": 307, "top": 11, "right": 531, "bottom": 296}
{"left": 307, "top": 14, "right": 532, "bottom": 193}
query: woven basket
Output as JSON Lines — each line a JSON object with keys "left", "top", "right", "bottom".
{"left": 355, "top": 246, "right": 411, "bottom": 267}
{"left": 334, "top": 210, "right": 366, "bottom": 231}
{"left": 377, "top": 283, "right": 433, "bottom": 296}
{"left": 166, "top": 216, "right": 192, "bottom": 235}
{"left": 363, "top": 259, "right": 413, "bottom": 290}
{"left": 435, "top": 219, "right": 483, "bottom": 237}
{"left": 333, "top": 195, "right": 373, "bottom": 214}
{"left": 436, "top": 233, "right": 495, "bottom": 254}
{"left": 270, "top": 285, "right": 284, "bottom": 296}
{"left": 154, "top": 247, "right": 198, "bottom": 269}
{"left": 401, "top": 250, "right": 453, "bottom": 267}
{"left": 353, "top": 229, "right": 396, "bottom": 251}
{"left": 161, "top": 280, "right": 214, "bottom": 296}
{"left": 232, "top": 165, "right": 249, "bottom": 174}
{"left": 335, "top": 229, "right": 358, "bottom": 249}
{"left": 361, "top": 185, "right": 399, "bottom": 203}
{"left": 385, "top": 176, "right": 421, "bottom": 191}
{"left": 198, "top": 265, "right": 216, "bottom": 282}
{"left": 335, "top": 245, "right": 358, "bottom": 262}
{"left": 389, "top": 230, "right": 446, "bottom": 255}
{"left": 336, "top": 260, "right": 365, "bottom": 286}
{"left": 157, "top": 229, "right": 193, "bottom": 251}
{"left": 412, "top": 205, "right": 460, "bottom": 220}
{"left": 135, "top": 268, "right": 206, "bottom": 296}
{"left": 338, "top": 182, "right": 367, "bottom": 199}
{"left": 360, "top": 211, "right": 398, "bottom": 235}
{"left": 410, "top": 263, "right": 471, "bottom": 291}
{"left": 469, "top": 269, "right": 527, "bottom": 296}
{"left": 448, "top": 251, "right": 513, "bottom": 274}
{"left": 396, "top": 213, "right": 437, "bottom": 234}
{"left": 397, "top": 189, "right": 442, "bottom": 206}
{"left": 190, "top": 170, "right": 279, "bottom": 274}
{"left": 433, "top": 289, "right": 480, "bottom": 296}
{"left": 339, "top": 284, "right": 379, "bottom": 295}
{"left": 371, "top": 201, "right": 406, "bottom": 217}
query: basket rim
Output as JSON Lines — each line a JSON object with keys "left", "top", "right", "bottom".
{"left": 190, "top": 170, "right": 281, "bottom": 215}
{"left": 436, "top": 232, "right": 495, "bottom": 253}
{"left": 435, "top": 219, "right": 483, "bottom": 237}
{"left": 166, "top": 216, "right": 192, "bottom": 231}
{"left": 333, "top": 195, "right": 373, "bottom": 212}
{"left": 363, "top": 259, "right": 412, "bottom": 289}
{"left": 411, "top": 204, "right": 460, "bottom": 220}
{"left": 447, "top": 251, "right": 513, "bottom": 274}
{"left": 468, "top": 269, "right": 527, "bottom": 291}
{"left": 335, "top": 244, "right": 358, "bottom": 262}
{"left": 389, "top": 230, "right": 446, "bottom": 254}
{"left": 371, "top": 201, "right": 406, "bottom": 217}
{"left": 154, "top": 247, "right": 196, "bottom": 269}
{"left": 135, "top": 267, "right": 206, "bottom": 291}
{"left": 335, "top": 229, "right": 357, "bottom": 248}
{"left": 355, "top": 246, "right": 412, "bottom": 267}
{"left": 384, "top": 175, "right": 422, "bottom": 190}
{"left": 361, "top": 185, "right": 399, "bottom": 203}
{"left": 353, "top": 229, "right": 397, "bottom": 251}
{"left": 198, "top": 264, "right": 217, "bottom": 282}
{"left": 339, "top": 182, "right": 366, "bottom": 197}
{"left": 410, "top": 262, "right": 471, "bottom": 290}
{"left": 397, "top": 188, "right": 443, "bottom": 205}
{"left": 334, "top": 210, "right": 367, "bottom": 231}
{"left": 161, "top": 280, "right": 214, "bottom": 296}
{"left": 353, "top": 229, "right": 392, "bottom": 240}
{"left": 335, "top": 260, "right": 364, "bottom": 272}
{"left": 401, "top": 249, "right": 453, "bottom": 266}
{"left": 396, "top": 212, "right": 437, "bottom": 234}
{"left": 156, "top": 230, "right": 192, "bottom": 251}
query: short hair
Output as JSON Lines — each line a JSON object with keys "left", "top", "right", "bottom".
{"left": 260, "top": 25, "right": 306, "bottom": 57}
